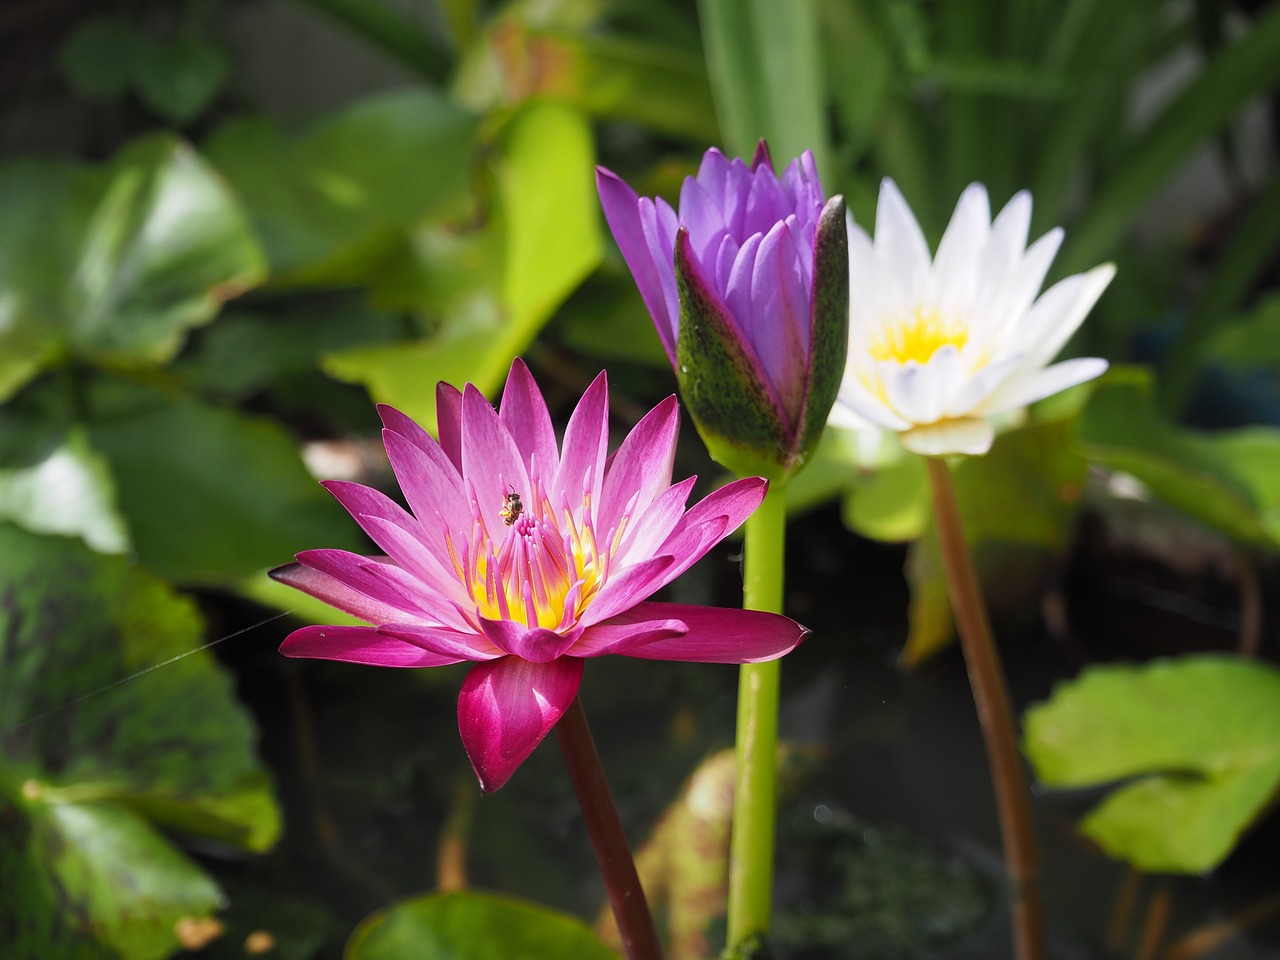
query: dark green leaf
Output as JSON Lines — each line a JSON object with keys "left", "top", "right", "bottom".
{"left": 134, "top": 34, "right": 229, "bottom": 124}
{"left": 0, "top": 524, "right": 281, "bottom": 957}
{"left": 57, "top": 16, "right": 144, "bottom": 100}
{"left": 1023, "top": 655, "right": 1280, "bottom": 872}
{"left": 345, "top": 891, "right": 619, "bottom": 959}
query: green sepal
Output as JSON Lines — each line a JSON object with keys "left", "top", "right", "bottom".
{"left": 794, "top": 194, "right": 849, "bottom": 470}
{"left": 675, "top": 227, "right": 791, "bottom": 480}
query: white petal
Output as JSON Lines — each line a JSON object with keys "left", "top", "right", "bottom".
{"left": 900, "top": 418, "right": 995, "bottom": 457}
{"left": 983, "top": 227, "right": 1063, "bottom": 341}
{"left": 988, "top": 190, "right": 1032, "bottom": 267}
{"left": 930, "top": 184, "right": 990, "bottom": 311}
{"left": 834, "top": 379, "right": 911, "bottom": 430}
{"left": 874, "top": 179, "right": 932, "bottom": 296}
{"left": 979, "top": 357, "right": 1109, "bottom": 415}
{"left": 883, "top": 361, "right": 945, "bottom": 425}
{"left": 1015, "top": 263, "right": 1116, "bottom": 371}
{"left": 943, "top": 353, "right": 1026, "bottom": 418}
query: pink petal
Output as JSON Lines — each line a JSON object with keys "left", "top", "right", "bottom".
{"left": 477, "top": 618, "right": 579, "bottom": 663}
{"left": 576, "top": 554, "right": 675, "bottom": 627}
{"left": 570, "top": 614, "right": 687, "bottom": 657}
{"left": 552, "top": 370, "right": 609, "bottom": 512}
{"left": 598, "top": 395, "right": 679, "bottom": 532}
{"left": 272, "top": 556, "right": 423, "bottom": 624}
{"left": 376, "top": 622, "right": 504, "bottom": 661}
{"left": 603, "top": 601, "right": 806, "bottom": 662}
{"left": 280, "top": 624, "right": 462, "bottom": 668}
{"left": 498, "top": 358, "right": 559, "bottom": 483}
{"left": 612, "top": 475, "right": 697, "bottom": 564}
{"left": 378, "top": 404, "right": 441, "bottom": 459}
{"left": 457, "top": 656, "right": 584, "bottom": 792}
{"left": 436, "top": 381, "right": 464, "bottom": 472}
{"left": 382, "top": 429, "right": 469, "bottom": 538}
{"left": 460, "top": 383, "right": 530, "bottom": 527}
{"left": 281, "top": 555, "right": 435, "bottom": 624}
{"left": 654, "top": 476, "right": 766, "bottom": 575}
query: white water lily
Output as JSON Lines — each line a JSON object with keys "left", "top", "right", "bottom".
{"left": 830, "top": 179, "right": 1115, "bottom": 456}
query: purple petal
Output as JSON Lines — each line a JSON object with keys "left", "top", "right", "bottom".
{"left": 460, "top": 383, "right": 530, "bottom": 528}
{"left": 678, "top": 176, "right": 730, "bottom": 265}
{"left": 750, "top": 140, "right": 774, "bottom": 174}
{"left": 598, "top": 395, "right": 679, "bottom": 533}
{"left": 596, "top": 167, "right": 678, "bottom": 362}
{"left": 436, "top": 381, "right": 464, "bottom": 472}
{"left": 607, "top": 601, "right": 806, "bottom": 663}
{"left": 477, "top": 618, "right": 580, "bottom": 663}
{"left": 457, "top": 656, "right": 584, "bottom": 792}
{"left": 498, "top": 358, "right": 559, "bottom": 482}
{"left": 749, "top": 220, "right": 810, "bottom": 419}
{"left": 551, "top": 370, "right": 609, "bottom": 513}
{"left": 376, "top": 622, "right": 504, "bottom": 661}
{"left": 280, "top": 624, "right": 462, "bottom": 668}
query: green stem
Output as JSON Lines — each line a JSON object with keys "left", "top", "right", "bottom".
{"left": 924, "top": 457, "right": 1044, "bottom": 960}
{"left": 726, "top": 482, "right": 787, "bottom": 950}
{"left": 555, "top": 696, "right": 663, "bottom": 960}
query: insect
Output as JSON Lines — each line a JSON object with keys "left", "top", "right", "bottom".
{"left": 499, "top": 489, "right": 524, "bottom": 526}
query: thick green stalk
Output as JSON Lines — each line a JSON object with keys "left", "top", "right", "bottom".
{"left": 726, "top": 483, "right": 787, "bottom": 949}
{"left": 924, "top": 457, "right": 1044, "bottom": 960}
{"left": 555, "top": 696, "right": 663, "bottom": 960}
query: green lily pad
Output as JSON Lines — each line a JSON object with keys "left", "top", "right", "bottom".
{"left": 345, "top": 891, "right": 618, "bottom": 960}
{"left": 204, "top": 89, "right": 479, "bottom": 284}
{"left": 1079, "top": 366, "right": 1280, "bottom": 546}
{"left": 1023, "top": 654, "right": 1280, "bottom": 873}
{"left": 0, "top": 135, "right": 266, "bottom": 401}
{"left": 86, "top": 395, "right": 363, "bottom": 584}
{"left": 0, "top": 524, "right": 281, "bottom": 957}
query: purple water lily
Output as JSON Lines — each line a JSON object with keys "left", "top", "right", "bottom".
{"left": 596, "top": 143, "right": 847, "bottom": 480}
{"left": 272, "top": 360, "right": 805, "bottom": 791}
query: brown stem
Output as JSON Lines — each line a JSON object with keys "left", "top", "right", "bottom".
{"left": 925, "top": 456, "right": 1045, "bottom": 960}
{"left": 1233, "top": 546, "right": 1262, "bottom": 657}
{"left": 555, "top": 696, "right": 663, "bottom": 960}
{"left": 1136, "top": 882, "right": 1171, "bottom": 960}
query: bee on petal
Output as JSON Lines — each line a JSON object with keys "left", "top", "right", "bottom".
{"left": 499, "top": 489, "right": 524, "bottom": 526}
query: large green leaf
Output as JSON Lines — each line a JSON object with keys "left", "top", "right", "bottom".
{"left": 0, "top": 524, "right": 281, "bottom": 958}
{"left": 0, "top": 135, "right": 266, "bottom": 400}
{"left": 345, "top": 891, "right": 619, "bottom": 960}
{"left": 86, "top": 395, "right": 362, "bottom": 583}
{"left": 1023, "top": 655, "right": 1280, "bottom": 873}
{"left": 903, "top": 418, "right": 1088, "bottom": 665}
{"left": 1078, "top": 367, "right": 1280, "bottom": 547}
{"left": 204, "top": 89, "right": 480, "bottom": 284}
{"left": 325, "top": 100, "right": 602, "bottom": 425}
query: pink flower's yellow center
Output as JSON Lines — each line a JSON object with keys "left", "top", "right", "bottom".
{"left": 448, "top": 478, "right": 622, "bottom": 632}
{"left": 868, "top": 306, "right": 969, "bottom": 366}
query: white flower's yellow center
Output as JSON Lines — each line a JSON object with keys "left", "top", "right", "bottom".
{"left": 447, "top": 479, "right": 623, "bottom": 632}
{"left": 868, "top": 306, "right": 969, "bottom": 366}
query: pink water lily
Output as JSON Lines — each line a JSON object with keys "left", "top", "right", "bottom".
{"left": 272, "top": 360, "right": 805, "bottom": 791}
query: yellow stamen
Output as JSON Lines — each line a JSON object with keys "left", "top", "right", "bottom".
{"left": 868, "top": 306, "right": 968, "bottom": 366}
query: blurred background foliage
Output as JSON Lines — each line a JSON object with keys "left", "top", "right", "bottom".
{"left": 2, "top": 0, "right": 1280, "bottom": 957}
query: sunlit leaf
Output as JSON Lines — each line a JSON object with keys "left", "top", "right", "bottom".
{"left": 0, "top": 135, "right": 266, "bottom": 399}
{"left": 0, "top": 428, "right": 128, "bottom": 554}
{"left": 325, "top": 101, "right": 602, "bottom": 424}
{"left": 345, "top": 891, "right": 618, "bottom": 960}
{"left": 1023, "top": 655, "right": 1280, "bottom": 872}
{"left": 1079, "top": 367, "right": 1280, "bottom": 546}
{"left": 0, "top": 524, "right": 282, "bottom": 957}
{"left": 86, "top": 395, "right": 362, "bottom": 583}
